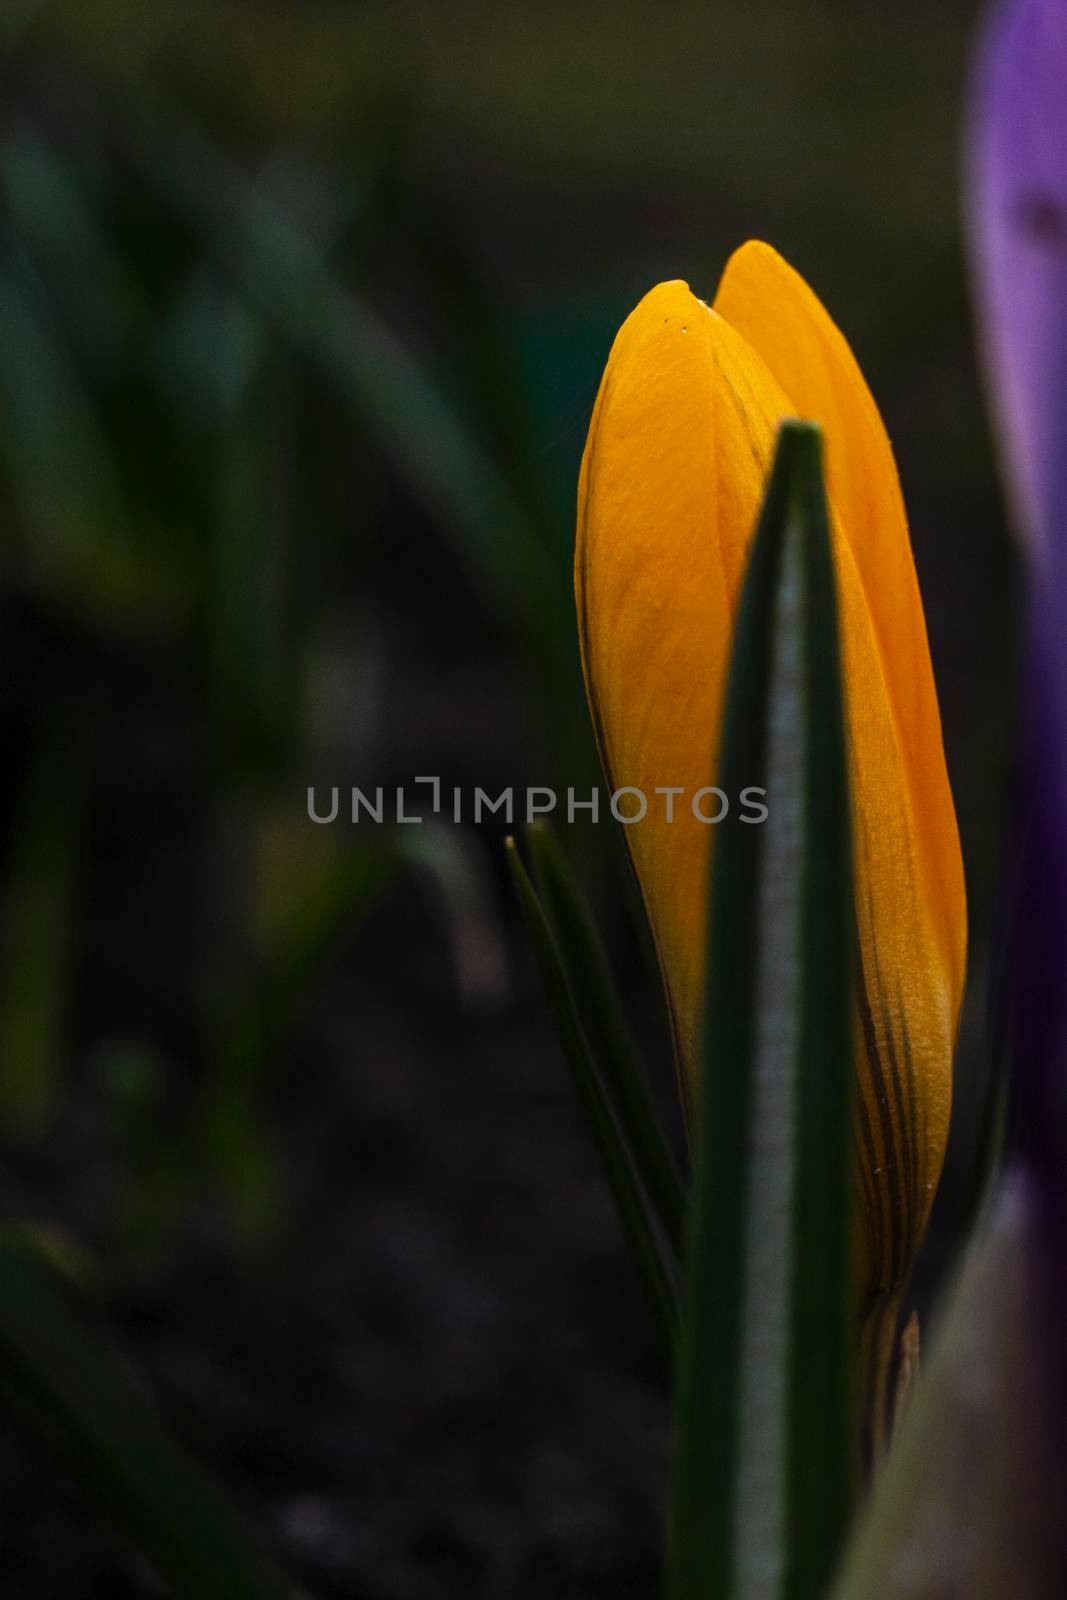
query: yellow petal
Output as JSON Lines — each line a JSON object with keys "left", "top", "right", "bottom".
{"left": 713, "top": 242, "right": 966, "bottom": 1293}
{"left": 714, "top": 241, "right": 966, "bottom": 1018}
{"left": 833, "top": 526, "right": 957, "bottom": 1295}
{"left": 576, "top": 255, "right": 967, "bottom": 1298}
{"left": 576, "top": 280, "right": 793, "bottom": 1099}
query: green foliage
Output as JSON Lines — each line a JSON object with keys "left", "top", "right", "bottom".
{"left": 667, "top": 423, "right": 854, "bottom": 1600}
{"left": 0, "top": 1231, "right": 290, "bottom": 1598}
{"left": 0, "top": 713, "right": 88, "bottom": 1133}
{"left": 507, "top": 835, "right": 681, "bottom": 1359}
{"left": 527, "top": 820, "right": 686, "bottom": 1254}
{"left": 122, "top": 97, "right": 570, "bottom": 692}
{"left": 511, "top": 426, "right": 859, "bottom": 1598}
{"left": 0, "top": 50, "right": 580, "bottom": 1223}
{"left": 0, "top": 49, "right": 575, "bottom": 1576}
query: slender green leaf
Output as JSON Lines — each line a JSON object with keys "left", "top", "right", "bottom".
{"left": 0, "top": 712, "right": 88, "bottom": 1133}
{"left": 398, "top": 824, "right": 508, "bottom": 1006}
{"left": 667, "top": 422, "right": 854, "bottom": 1600}
{"left": 200, "top": 819, "right": 394, "bottom": 1234}
{"left": 527, "top": 820, "right": 686, "bottom": 1254}
{"left": 0, "top": 1233, "right": 291, "bottom": 1598}
{"left": 210, "top": 349, "right": 297, "bottom": 778}
{"left": 785, "top": 426, "right": 855, "bottom": 1593}
{"left": 1, "top": 132, "right": 150, "bottom": 367}
{"left": 0, "top": 253, "right": 122, "bottom": 571}
{"left": 159, "top": 154, "right": 378, "bottom": 431}
{"left": 389, "top": 175, "right": 556, "bottom": 532}
{"left": 506, "top": 837, "right": 680, "bottom": 1358}
{"left": 121, "top": 102, "right": 569, "bottom": 686}
{"left": 0, "top": 248, "right": 185, "bottom": 626}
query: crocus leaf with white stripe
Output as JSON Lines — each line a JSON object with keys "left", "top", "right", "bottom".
{"left": 666, "top": 422, "right": 854, "bottom": 1600}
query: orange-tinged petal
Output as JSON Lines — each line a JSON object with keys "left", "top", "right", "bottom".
{"left": 713, "top": 241, "right": 966, "bottom": 1019}
{"left": 576, "top": 280, "right": 793, "bottom": 1095}
{"left": 833, "top": 526, "right": 957, "bottom": 1295}
{"left": 575, "top": 254, "right": 967, "bottom": 1300}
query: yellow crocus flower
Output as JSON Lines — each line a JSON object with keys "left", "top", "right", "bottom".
{"left": 575, "top": 241, "right": 966, "bottom": 1305}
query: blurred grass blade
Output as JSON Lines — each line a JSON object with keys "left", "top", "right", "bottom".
{"left": 123, "top": 102, "right": 569, "bottom": 682}
{"left": 200, "top": 813, "right": 395, "bottom": 1234}
{"left": 160, "top": 155, "right": 377, "bottom": 431}
{"left": 667, "top": 422, "right": 854, "bottom": 1600}
{"left": 0, "top": 712, "right": 88, "bottom": 1134}
{"left": 0, "top": 1232, "right": 290, "bottom": 1598}
{"left": 388, "top": 174, "right": 556, "bottom": 532}
{"left": 527, "top": 820, "right": 686, "bottom": 1254}
{"left": 1, "top": 132, "right": 149, "bottom": 368}
{"left": 0, "top": 253, "right": 123, "bottom": 588}
{"left": 398, "top": 824, "right": 508, "bottom": 1007}
{"left": 506, "top": 837, "right": 680, "bottom": 1358}
{"left": 210, "top": 349, "right": 297, "bottom": 778}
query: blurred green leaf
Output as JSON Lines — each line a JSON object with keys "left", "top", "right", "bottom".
{"left": 506, "top": 835, "right": 680, "bottom": 1358}
{"left": 0, "top": 252, "right": 119, "bottom": 567}
{"left": 0, "top": 1231, "right": 291, "bottom": 1598}
{"left": 527, "top": 819, "right": 685, "bottom": 1254}
{"left": 0, "top": 249, "right": 188, "bottom": 626}
{"left": 389, "top": 174, "right": 555, "bottom": 527}
{"left": 200, "top": 811, "right": 394, "bottom": 1234}
{"left": 398, "top": 824, "right": 508, "bottom": 1006}
{"left": 1, "top": 132, "right": 149, "bottom": 368}
{"left": 161, "top": 281, "right": 264, "bottom": 430}
{"left": 124, "top": 102, "right": 570, "bottom": 689}
{"left": 202, "top": 818, "right": 503, "bottom": 1231}
{"left": 667, "top": 423, "right": 854, "bottom": 1600}
{"left": 251, "top": 813, "right": 396, "bottom": 1014}
{"left": 0, "top": 712, "right": 87, "bottom": 1134}
{"left": 209, "top": 350, "right": 298, "bottom": 779}
{"left": 158, "top": 153, "right": 379, "bottom": 433}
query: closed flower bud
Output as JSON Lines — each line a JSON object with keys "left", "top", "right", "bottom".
{"left": 575, "top": 241, "right": 967, "bottom": 1302}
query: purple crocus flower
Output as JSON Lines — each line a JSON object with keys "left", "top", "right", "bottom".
{"left": 805, "top": 12, "right": 1067, "bottom": 1590}
{"left": 969, "top": 0, "right": 1067, "bottom": 567}
{"left": 968, "top": 0, "right": 1067, "bottom": 1518}
{"left": 969, "top": 0, "right": 1067, "bottom": 1185}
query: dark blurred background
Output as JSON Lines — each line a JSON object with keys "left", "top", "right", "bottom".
{"left": 0, "top": 2, "right": 1014, "bottom": 1595}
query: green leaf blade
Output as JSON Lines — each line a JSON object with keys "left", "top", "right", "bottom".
{"left": 506, "top": 837, "right": 681, "bottom": 1360}
{"left": 527, "top": 819, "right": 686, "bottom": 1255}
{"left": 0, "top": 1235, "right": 291, "bottom": 1599}
{"left": 786, "top": 426, "right": 854, "bottom": 1597}
{"left": 0, "top": 713, "right": 88, "bottom": 1134}
{"left": 666, "top": 421, "right": 854, "bottom": 1600}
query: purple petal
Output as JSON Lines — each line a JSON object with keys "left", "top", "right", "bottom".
{"left": 968, "top": 0, "right": 1067, "bottom": 565}
{"left": 968, "top": 0, "right": 1067, "bottom": 1149}
{"left": 968, "top": 0, "right": 1067, "bottom": 1456}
